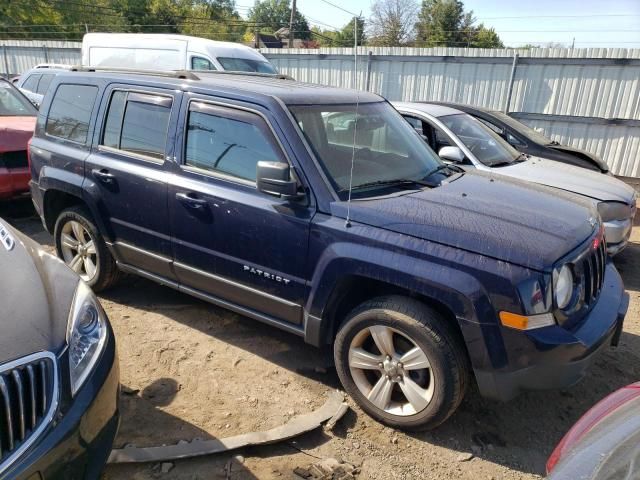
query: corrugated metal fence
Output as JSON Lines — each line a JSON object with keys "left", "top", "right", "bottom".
{"left": 2, "top": 41, "right": 639, "bottom": 178}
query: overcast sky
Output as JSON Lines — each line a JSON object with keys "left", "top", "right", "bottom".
{"left": 236, "top": 0, "right": 640, "bottom": 48}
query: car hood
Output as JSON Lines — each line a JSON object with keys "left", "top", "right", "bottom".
{"left": 548, "top": 144, "right": 609, "bottom": 172}
{"left": 330, "top": 171, "right": 597, "bottom": 271}
{"left": 0, "top": 116, "right": 36, "bottom": 153}
{"left": 497, "top": 157, "right": 636, "bottom": 204}
{"left": 0, "top": 220, "right": 76, "bottom": 364}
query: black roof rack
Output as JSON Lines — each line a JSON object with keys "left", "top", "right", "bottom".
{"left": 70, "top": 66, "right": 200, "bottom": 80}
{"left": 69, "top": 66, "right": 295, "bottom": 82}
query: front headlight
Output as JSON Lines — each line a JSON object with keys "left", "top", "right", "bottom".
{"left": 597, "top": 201, "right": 631, "bottom": 222}
{"left": 553, "top": 264, "right": 574, "bottom": 309}
{"left": 67, "top": 280, "right": 107, "bottom": 395}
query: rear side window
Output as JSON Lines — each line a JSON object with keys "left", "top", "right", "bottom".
{"left": 22, "top": 74, "right": 40, "bottom": 92}
{"left": 45, "top": 84, "right": 98, "bottom": 144}
{"left": 101, "top": 90, "right": 172, "bottom": 161}
{"left": 185, "top": 104, "right": 282, "bottom": 182}
{"left": 36, "top": 74, "right": 55, "bottom": 95}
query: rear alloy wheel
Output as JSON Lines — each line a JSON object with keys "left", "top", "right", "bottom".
{"left": 334, "top": 296, "right": 469, "bottom": 430}
{"left": 59, "top": 220, "right": 97, "bottom": 282}
{"left": 54, "top": 206, "right": 120, "bottom": 291}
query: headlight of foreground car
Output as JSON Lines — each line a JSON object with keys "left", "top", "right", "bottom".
{"left": 67, "top": 281, "right": 107, "bottom": 395}
{"left": 553, "top": 264, "right": 574, "bottom": 309}
{"left": 597, "top": 201, "right": 631, "bottom": 222}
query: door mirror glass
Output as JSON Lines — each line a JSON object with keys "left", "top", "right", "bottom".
{"left": 257, "top": 161, "right": 301, "bottom": 198}
{"left": 438, "top": 146, "right": 465, "bottom": 163}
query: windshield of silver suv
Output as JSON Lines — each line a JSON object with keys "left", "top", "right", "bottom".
{"left": 290, "top": 102, "right": 445, "bottom": 199}
{"left": 439, "top": 113, "right": 522, "bottom": 167}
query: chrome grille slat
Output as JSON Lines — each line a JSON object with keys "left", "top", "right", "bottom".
{"left": 0, "top": 353, "right": 58, "bottom": 475}
{"left": 11, "top": 371, "right": 25, "bottom": 442}
{"left": 580, "top": 239, "right": 606, "bottom": 308}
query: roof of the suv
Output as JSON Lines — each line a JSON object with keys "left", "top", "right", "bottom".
{"left": 55, "top": 70, "right": 384, "bottom": 105}
{"left": 393, "top": 102, "right": 463, "bottom": 117}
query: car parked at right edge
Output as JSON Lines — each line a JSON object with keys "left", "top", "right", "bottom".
{"left": 28, "top": 68, "right": 628, "bottom": 431}
{"left": 393, "top": 102, "right": 637, "bottom": 255}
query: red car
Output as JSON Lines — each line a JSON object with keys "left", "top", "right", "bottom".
{"left": 0, "top": 78, "right": 37, "bottom": 200}
{"left": 547, "top": 382, "right": 640, "bottom": 479}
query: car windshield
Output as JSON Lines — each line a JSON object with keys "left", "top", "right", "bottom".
{"left": 439, "top": 113, "right": 522, "bottom": 167}
{"left": 289, "top": 102, "right": 445, "bottom": 199}
{"left": 489, "top": 110, "right": 554, "bottom": 145}
{"left": 216, "top": 57, "right": 277, "bottom": 74}
{"left": 0, "top": 81, "right": 37, "bottom": 116}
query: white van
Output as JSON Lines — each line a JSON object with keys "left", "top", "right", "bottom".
{"left": 81, "top": 33, "right": 277, "bottom": 73}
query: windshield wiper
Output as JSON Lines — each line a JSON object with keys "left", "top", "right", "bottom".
{"left": 514, "top": 152, "right": 528, "bottom": 162}
{"left": 349, "top": 178, "right": 437, "bottom": 192}
{"left": 424, "top": 163, "right": 463, "bottom": 178}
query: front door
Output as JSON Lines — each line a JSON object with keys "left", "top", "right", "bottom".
{"left": 168, "top": 95, "right": 313, "bottom": 325}
{"left": 85, "top": 85, "right": 181, "bottom": 278}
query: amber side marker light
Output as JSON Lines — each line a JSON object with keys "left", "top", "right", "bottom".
{"left": 499, "top": 311, "right": 555, "bottom": 330}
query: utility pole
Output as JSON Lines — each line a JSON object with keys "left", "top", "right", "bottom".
{"left": 288, "top": 0, "right": 296, "bottom": 48}
{"left": 571, "top": 37, "right": 575, "bottom": 49}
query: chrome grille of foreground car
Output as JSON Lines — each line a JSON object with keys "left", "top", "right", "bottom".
{"left": 0, "top": 352, "right": 58, "bottom": 474}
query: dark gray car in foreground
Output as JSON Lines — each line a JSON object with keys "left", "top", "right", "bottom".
{"left": 0, "top": 219, "right": 119, "bottom": 479}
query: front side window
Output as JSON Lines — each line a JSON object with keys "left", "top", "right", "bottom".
{"left": 216, "top": 57, "right": 277, "bottom": 74}
{"left": 0, "top": 81, "right": 38, "bottom": 116}
{"left": 185, "top": 105, "right": 282, "bottom": 182}
{"left": 439, "top": 113, "right": 521, "bottom": 167}
{"left": 191, "top": 56, "right": 216, "bottom": 71}
{"left": 46, "top": 84, "right": 98, "bottom": 143}
{"left": 101, "top": 91, "right": 171, "bottom": 160}
{"left": 289, "top": 102, "right": 443, "bottom": 199}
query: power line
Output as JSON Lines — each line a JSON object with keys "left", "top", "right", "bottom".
{"left": 314, "top": 0, "right": 359, "bottom": 18}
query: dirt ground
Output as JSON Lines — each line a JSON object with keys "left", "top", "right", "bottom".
{"left": 2, "top": 198, "right": 639, "bottom": 480}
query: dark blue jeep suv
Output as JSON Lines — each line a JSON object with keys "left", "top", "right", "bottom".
{"left": 28, "top": 69, "right": 628, "bottom": 430}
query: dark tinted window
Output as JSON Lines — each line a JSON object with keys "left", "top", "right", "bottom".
{"left": 120, "top": 101, "right": 170, "bottom": 160}
{"left": 185, "top": 108, "right": 281, "bottom": 182}
{"left": 102, "top": 91, "right": 127, "bottom": 149}
{"left": 45, "top": 84, "right": 97, "bottom": 143}
{"left": 191, "top": 57, "right": 216, "bottom": 70}
{"left": 22, "top": 74, "right": 40, "bottom": 92}
{"left": 216, "top": 57, "right": 277, "bottom": 74}
{"left": 36, "top": 74, "right": 55, "bottom": 95}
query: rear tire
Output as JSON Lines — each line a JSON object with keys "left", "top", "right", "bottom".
{"left": 334, "top": 296, "right": 468, "bottom": 431}
{"left": 54, "top": 206, "right": 120, "bottom": 292}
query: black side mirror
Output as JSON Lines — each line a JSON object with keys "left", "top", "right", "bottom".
{"left": 257, "top": 161, "right": 302, "bottom": 199}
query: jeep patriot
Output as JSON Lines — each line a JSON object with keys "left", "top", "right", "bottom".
{"left": 28, "top": 69, "right": 629, "bottom": 430}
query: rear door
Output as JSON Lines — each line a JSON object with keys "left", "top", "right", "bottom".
{"left": 84, "top": 84, "right": 181, "bottom": 279}
{"left": 168, "top": 94, "right": 313, "bottom": 325}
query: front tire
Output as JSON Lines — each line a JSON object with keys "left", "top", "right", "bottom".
{"left": 334, "top": 296, "right": 469, "bottom": 431}
{"left": 54, "top": 206, "right": 119, "bottom": 291}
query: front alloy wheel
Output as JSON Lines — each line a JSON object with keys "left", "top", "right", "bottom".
{"left": 334, "top": 296, "right": 469, "bottom": 431}
{"left": 349, "top": 325, "right": 435, "bottom": 416}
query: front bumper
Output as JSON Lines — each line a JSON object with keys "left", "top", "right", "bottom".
{"left": 467, "top": 262, "right": 628, "bottom": 402}
{"left": 604, "top": 218, "right": 633, "bottom": 255}
{"left": 4, "top": 329, "right": 119, "bottom": 480}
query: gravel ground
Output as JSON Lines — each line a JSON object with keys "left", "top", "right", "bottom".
{"left": 2, "top": 198, "right": 639, "bottom": 480}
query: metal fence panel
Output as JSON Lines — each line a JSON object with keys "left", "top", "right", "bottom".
{"left": 1, "top": 42, "right": 639, "bottom": 178}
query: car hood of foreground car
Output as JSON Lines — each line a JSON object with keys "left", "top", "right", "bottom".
{"left": 0, "top": 116, "right": 36, "bottom": 153}
{"left": 0, "top": 220, "right": 76, "bottom": 364}
{"left": 331, "top": 170, "right": 598, "bottom": 272}
{"left": 495, "top": 156, "right": 635, "bottom": 204}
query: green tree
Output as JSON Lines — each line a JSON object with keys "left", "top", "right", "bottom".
{"left": 248, "top": 0, "right": 310, "bottom": 40}
{"left": 180, "top": 0, "right": 246, "bottom": 42}
{"left": 368, "top": 0, "right": 418, "bottom": 46}
{"left": 339, "top": 16, "right": 366, "bottom": 46}
{"left": 415, "top": 0, "right": 503, "bottom": 48}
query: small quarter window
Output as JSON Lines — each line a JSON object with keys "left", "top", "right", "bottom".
{"left": 185, "top": 105, "right": 282, "bottom": 182}
{"left": 191, "top": 57, "right": 216, "bottom": 71}
{"left": 46, "top": 84, "right": 98, "bottom": 144}
{"left": 22, "top": 74, "right": 40, "bottom": 92}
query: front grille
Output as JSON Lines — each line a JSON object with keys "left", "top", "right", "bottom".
{"left": 579, "top": 237, "right": 606, "bottom": 307}
{"left": 0, "top": 151, "right": 28, "bottom": 169}
{"left": 0, "top": 352, "right": 57, "bottom": 473}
